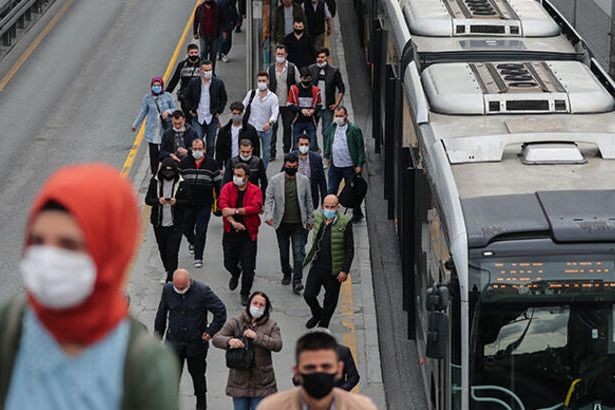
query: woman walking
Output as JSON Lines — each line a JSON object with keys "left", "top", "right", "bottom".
{"left": 213, "top": 291, "right": 282, "bottom": 410}
{"left": 132, "top": 76, "right": 177, "bottom": 174}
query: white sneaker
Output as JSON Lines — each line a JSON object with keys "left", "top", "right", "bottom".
{"left": 188, "top": 244, "right": 194, "bottom": 255}
{"left": 194, "top": 260, "right": 203, "bottom": 268}
{"left": 221, "top": 54, "right": 229, "bottom": 63}
{"left": 160, "top": 273, "right": 167, "bottom": 284}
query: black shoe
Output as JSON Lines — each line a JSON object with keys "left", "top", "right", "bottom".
{"left": 281, "top": 276, "right": 291, "bottom": 285}
{"left": 235, "top": 26, "right": 242, "bottom": 33}
{"left": 306, "top": 316, "right": 320, "bottom": 329}
{"left": 229, "top": 276, "right": 239, "bottom": 291}
{"left": 293, "top": 282, "right": 304, "bottom": 294}
{"left": 240, "top": 294, "right": 249, "bottom": 306}
{"left": 269, "top": 154, "right": 276, "bottom": 162}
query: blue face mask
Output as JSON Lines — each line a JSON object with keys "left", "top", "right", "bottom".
{"left": 323, "top": 209, "right": 337, "bottom": 220}
{"left": 152, "top": 85, "right": 162, "bottom": 94}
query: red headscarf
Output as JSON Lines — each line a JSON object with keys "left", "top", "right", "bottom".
{"left": 151, "top": 75, "right": 164, "bottom": 95}
{"left": 25, "top": 164, "right": 140, "bottom": 346}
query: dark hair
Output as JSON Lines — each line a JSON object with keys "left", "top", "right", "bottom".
{"left": 295, "top": 332, "right": 339, "bottom": 363}
{"left": 172, "top": 109, "right": 185, "bottom": 119}
{"left": 335, "top": 105, "right": 348, "bottom": 115}
{"left": 293, "top": 17, "right": 304, "bottom": 24}
{"left": 41, "top": 200, "right": 69, "bottom": 213}
{"left": 299, "top": 67, "right": 311, "bottom": 77}
{"left": 239, "top": 139, "right": 253, "bottom": 148}
{"left": 187, "top": 43, "right": 199, "bottom": 52}
{"left": 284, "top": 152, "right": 299, "bottom": 164}
{"left": 246, "top": 291, "right": 272, "bottom": 320}
{"left": 297, "top": 134, "right": 311, "bottom": 143}
{"left": 257, "top": 71, "right": 269, "bottom": 79}
{"left": 201, "top": 60, "right": 213, "bottom": 67}
{"left": 230, "top": 101, "right": 245, "bottom": 112}
{"left": 191, "top": 138, "right": 205, "bottom": 148}
{"left": 317, "top": 47, "right": 330, "bottom": 57}
{"left": 275, "top": 44, "right": 288, "bottom": 53}
{"left": 233, "top": 163, "right": 250, "bottom": 176}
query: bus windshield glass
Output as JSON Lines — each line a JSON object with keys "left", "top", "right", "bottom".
{"left": 469, "top": 255, "right": 615, "bottom": 409}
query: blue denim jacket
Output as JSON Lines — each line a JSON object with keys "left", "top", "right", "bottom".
{"left": 132, "top": 92, "right": 176, "bottom": 144}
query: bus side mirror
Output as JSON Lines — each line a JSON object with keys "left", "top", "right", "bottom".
{"left": 426, "top": 311, "right": 448, "bottom": 359}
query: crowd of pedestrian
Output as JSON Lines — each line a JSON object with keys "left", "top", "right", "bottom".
{"left": 0, "top": 1, "right": 376, "bottom": 410}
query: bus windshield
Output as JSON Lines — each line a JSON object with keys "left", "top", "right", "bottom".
{"left": 469, "top": 255, "right": 615, "bottom": 409}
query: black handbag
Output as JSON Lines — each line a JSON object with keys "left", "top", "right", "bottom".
{"left": 225, "top": 318, "right": 255, "bottom": 370}
{"left": 339, "top": 173, "right": 368, "bottom": 209}
{"left": 154, "top": 96, "right": 173, "bottom": 131}
{"left": 243, "top": 89, "right": 257, "bottom": 124}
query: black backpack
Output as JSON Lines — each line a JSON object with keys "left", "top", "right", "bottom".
{"left": 339, "top": 173, "right": 368, "bottom": 209}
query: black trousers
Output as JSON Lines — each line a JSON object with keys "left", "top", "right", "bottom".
{"left": 153, "top": 226, "right": 182, "bottom": 282}
{"left": 303, "top": 264, "right": 341, "bottom": 328}
{"left": 176, "top": 347, "right": 208, "bottom": 409}
{"left": 223, "top": 231, "right": 257, "bottom": 296}
{"left": 149, "top": 142, "right": 160, "bottom": 174}
{"left": 271, "top": 106, "right": 294, "bottom": 156}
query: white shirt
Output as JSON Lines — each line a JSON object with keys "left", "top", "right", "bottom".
{"left": 275, "top": 62, "right": 301, "bottom": 107}
{"left": 231, "top": 124, "right": 242, "bottom": 157}
{"left": 197, "top": 80, "right": 213, "bottom": 125}
{"left": 242, "top": 89, "right": 280, "bottom": 131}
{"left": 283, "top": 6, "right": 294, "bottom": 36}
{"left": 161, "top": 179, "right": 174, "bottom": 227}
{"left": 332, "top": 124, "right": 353, "bottom": 167}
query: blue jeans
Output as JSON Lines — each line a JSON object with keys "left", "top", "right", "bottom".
{"left": 192, "top": 117, "right": 218, "bottom": 159}
{"left": 292, "top": 121, "right": 317, "bottom": 151}
{"left": 199, "top": 36, "right": 220, "bottom": 73}
{"left": 319, "top": 108, "right": 334, "bottom": 145}
{"left": 183, "top": 207, "right": 212, "bottom": 261}
{"left": 275, "top": 223, "right": 308, "bottom": 284}
{"left": 233, "top": 397, "right": 262, "bottom": 410}
{"left": 258, "top": 129, "right": 272, "bottom": 169}
{"left": 328, "top": 164, "right": 362, "bottom": 213}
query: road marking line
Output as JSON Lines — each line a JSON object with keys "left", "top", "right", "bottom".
{"left": 0, "top": 0, "right": 76, "bottom": 91}
{"left": 121, "top": 0, "right": 199, "bottom": 177}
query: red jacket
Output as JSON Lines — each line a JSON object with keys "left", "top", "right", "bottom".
{"left": 218, "top": 181, "right": 263, "bottom": 241}
{"left": 287, "top": 84, "right": 322, "bottom": 124}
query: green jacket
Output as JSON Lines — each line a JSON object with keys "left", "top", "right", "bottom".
{"left": 0, "top": 296, "right": 180, "bottom": 410}
{"left": 324, "top": 121, "right": 366, "bottom": 168}
{"left": 304, "top": 210, "right": 352, "bottom": 275}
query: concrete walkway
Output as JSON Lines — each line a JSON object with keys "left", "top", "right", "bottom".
{"left": 128, "top": 18, "right": 386, "bottom": 409}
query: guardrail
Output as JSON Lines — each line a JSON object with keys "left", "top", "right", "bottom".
{"left": 0, "top": 0, "right": 56, "bottom": 58}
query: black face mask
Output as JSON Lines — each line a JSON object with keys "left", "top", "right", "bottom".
{"left": 300, "top": 372, "right": 336, "bottom": 399}
{"left": 301, "top": 80, "right": 311, "bottom": 87}
{"left": 294, "top": 28, "right": 304, "bottom": 35}
{"left": 188, "top": 55, "right": 199, "bottom": 63}
{"left": 285, "top": 167, "right": 298, "bottom": 176}
{"left": 161, "top": 170, "right": 177, "bottom": 180}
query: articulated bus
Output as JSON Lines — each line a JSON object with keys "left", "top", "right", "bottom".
{"left": 366, "top": 0, "right": 615, "bottom": 408}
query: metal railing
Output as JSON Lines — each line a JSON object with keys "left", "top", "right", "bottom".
{"left": 0, "top": 0, "right": 55, "bottom": 58}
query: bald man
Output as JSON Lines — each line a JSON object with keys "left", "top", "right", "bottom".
{"left": 302, "top": 194, "right": 354, "bottom": 328}
{"left": 154, "top": 269, "right": 227, "bottom": 410}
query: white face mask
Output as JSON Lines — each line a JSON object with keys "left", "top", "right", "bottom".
{"left": 298, "top": 145, "right": 310, "bottom": 154}
{"left": 21, "top": 245, "right": 97, "bottom": 309}
{"left": 249, "top": 305, "right": 265, "bottom": 319}
{"left": 174, "top": 283, "right": 190, "bottom": 295}
{"left": 334, "top": 117, "right": 346, "bottom": 126}
{"left": 317, "top": 61, "right": 327, "bottom": 68}
{"left": 202, "top": 70, "right": 213, "bottom": 80}
{"left": 257, "top": 82, "right": 268, "bottom": 91}
{"left": 275, "top": 56, "right": 286, "bottom": 64}
{"left": 192, "top": 150, "right": 204, "bottom": 160}
{"left": 239, "top": 154, "right": 252, "bottom": 161}
{"left": 233, "top": 176, "right": 245, "bottom": 187}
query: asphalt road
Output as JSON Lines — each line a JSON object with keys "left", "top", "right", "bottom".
{"left": 0, "top": 0, "right": 197, "bottom": 300}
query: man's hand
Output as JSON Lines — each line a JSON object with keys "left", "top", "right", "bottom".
{"left": 337, "top": 272, "right": 349, "bottom": 283}
{"left": 305, "top": 109, "right": 315, "bottom": 117}
{"left": 190, "top": 110, "right": 197, "bottom": 117}
{"left": 228, "top": 338, "right": 245, "bottom": 349}
{"left": 306, "top": 224, "right": 313, "bottom": 231}
{"left": 222, "top": 208, "right": 235, "bottom": 217}
{"left": 171, "top": 154, "right": 181, "bottom": 162}
{"left": 243, "top": 329, "right": 256, "bottom": 339}
{"left": 223, "top": 31, "right": 229, "bottom": 39}
{"left": 265, "top": 219, "right": 273, "bottom": 226}
{"left": 233, "top": 222, "right": 247, "bottom": 231}
{"left": 263, "top": 122, "right": 271, "bottom": 132}
{"left": 301, "top": 109, "right": 309, "bottom": 116}
{"left": 170, "top": 198, "right": 177, "bottom": 206}
{"left": 159, "top": 197, "right": 168, "bottom": 205}
{"left": 329, "top": 104, "right": 338, "bottom": 110}
{"left": 354, "top": 166, "right": 362, "bottom": 174}
{"left": 161, "top": 111, "right": 169, "bottom": 119}
{"left": 177, "top": 147, "right": 188, "bottom": 156}
{"left": 202, "top": 332, "right": 211, "bottom": 341}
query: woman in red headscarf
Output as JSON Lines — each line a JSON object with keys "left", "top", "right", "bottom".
{"left": 132, "top": 75, "right": 177, "bottom": 174}
{"left": 0, "top": 164, "right": 180, "bottom": 410}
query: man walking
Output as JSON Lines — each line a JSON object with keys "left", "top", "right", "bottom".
{"left": 294, "top": 134, "right": 327, "bottom": 209}
{"left": 216, "top": 101, "right": 261, "bottom": 165}
{"left": 303, "top": 0, "right": 332, "bottom": 50}
{"left": 166, "top": 44, "right": 202, "bottom": 116}
{"left": 179, "top": 138, "right": 222, "bottom": 268}
{"left": 288, "top": 67, "right": 321, "bottom": 150}
{"left": 155, "top": 269, "right": 227, "bottom": 410}
{"left": 219, "top": 163, "right": 263, "bottom": 306}
{"left": 284, "top": 18, "right": 316, "bottom": 70}
{"left": 309, "top": 48, "right": 345, "bottom": 148}
{"left": 193, "top": 0, "right": 228, "bottom": 74}
{"left": 145, "top": 158, "right": 191, "bottom": 284}
{"left": 223, "top": 139, "right": 268, "bottom": 198}
{"left": 302, "top": 194, "right": 353, "bottom": 329}
{"left": 324, "top": 106, "right": 366, "bottom": 222}
{"left": 160, "top": 110, "right": 198, "bottom": 162}
{"left": 217, "top": 0, "right": 238, "bottom": 62}
{"left": 268, "top": 44, "right": 300, "bottom": 161}
{"left": 242, "top": 72, "right": 279, "bottom": 170}
{"left": 274, "top": 0, "right": 306, "bottom": 44}
{"left": 185, "top": 61, "right": 228, "bottom": 158}
{"left": 264, "top": 153, "right": 314, "bottom": 294}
